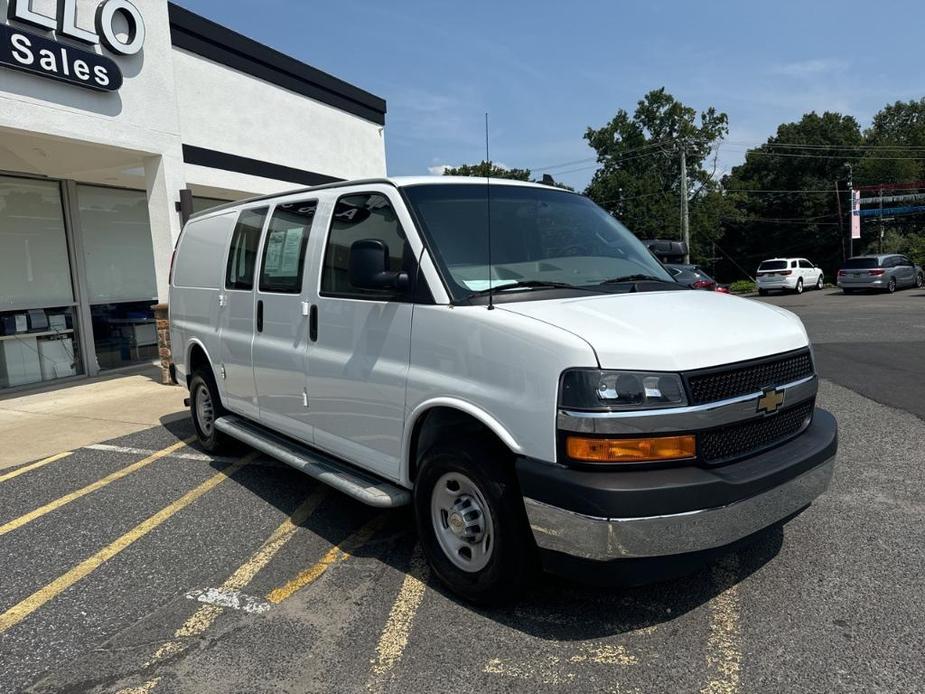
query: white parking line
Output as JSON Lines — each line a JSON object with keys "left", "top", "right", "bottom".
{"left": 185, "top": 587, "right": 272, "bottom": 614}
{"left": 84, "top": 444, "right": 283, "bottom": 468}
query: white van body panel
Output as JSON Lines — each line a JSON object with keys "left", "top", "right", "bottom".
{"left": 501, "top": 290, "right": 808, "bottom": 372}
{"left": 169, "top": 211, "right": 239, "bottom": 387}
{"left": 402, "top": 304, "right": 598, "bottom": 484}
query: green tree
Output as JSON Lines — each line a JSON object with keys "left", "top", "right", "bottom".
{"left": 442, "top": 161, "right": 532, "bottom": 180}
{"left": 721, "top": 112, "right": 863, "bottom": 278}
{"left": 857, "top": 98, "right": 925, "bottom": 185}
{"left": 583, "top": 88, "right": 731, "bottom": 260}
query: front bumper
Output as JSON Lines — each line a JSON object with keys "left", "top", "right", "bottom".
{"left": 517, "top": 409, "right": 837, "bottom": 561}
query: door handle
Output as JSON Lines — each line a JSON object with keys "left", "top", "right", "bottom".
{"left": 256, "top": 300, "right": 264, "bottom": 333}
{"left": 309, "top": 305, "right": 318, "bottom": 342}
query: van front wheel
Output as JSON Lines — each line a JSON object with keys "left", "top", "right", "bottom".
{"left": 414, "top": 439, "right": 536, "bottom": 605}
{"left": 189, "top": 371, "right": 231, "bottom": 453}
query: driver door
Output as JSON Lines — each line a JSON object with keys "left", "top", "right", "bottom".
{"left": 304, "top": 189, "right": 418, "bottom": 481}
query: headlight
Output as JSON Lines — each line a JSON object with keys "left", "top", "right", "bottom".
{"left": 559, "top": 369, "right": 688, "bottom": 411}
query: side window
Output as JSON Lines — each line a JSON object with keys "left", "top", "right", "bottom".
{"left": 799, "top": 259, "right": 812, "bottom": 269}
{"left": 259, "top": 200, "right": 318, "bottom": 294}
{"left": 900, "top": 256, "right": 913, "bottom": 267}
{"left": 790, "top": 260, "right": 798, "bottom": 269}
{"left": 322, "top": 193, "right": 410, "bottom": 299}
{"left": 225, "top": 208, "right": 268, "bottom": 291}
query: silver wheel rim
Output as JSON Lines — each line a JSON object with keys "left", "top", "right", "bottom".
{"left": 195, "top": 383, "right": 215, "bottom": 437}
{"left": 430, "top": 471, "right": 495, "bottom": 573}
{"left": 817, "top": 277, "right": 824, "bottom": 289}
{"left": 889, "top": 279, "right": 896, "bottom": 293}
{"left": 796, "top": 280, "right": 803, "bottom": 294}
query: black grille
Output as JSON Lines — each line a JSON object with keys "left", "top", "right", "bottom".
{"left": 686, "top": 350, "right": 814, "bottom": 405}
{"left": 699, "top": 400, "right": 814, "bottom": 464}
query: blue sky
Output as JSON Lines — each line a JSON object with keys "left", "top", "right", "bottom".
{"left": 177, "top": 0, "right": 925, "bottom": 190}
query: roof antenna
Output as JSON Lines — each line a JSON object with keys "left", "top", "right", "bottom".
{"left": 485, "top": 112, "right": 494, "bottom": 310}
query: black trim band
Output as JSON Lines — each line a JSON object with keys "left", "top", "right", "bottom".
{"left": 168, "top": 3, "right": 386, "bottom": 125}
{"left": 182, "top": 145, "right": 343, "bottom": 187}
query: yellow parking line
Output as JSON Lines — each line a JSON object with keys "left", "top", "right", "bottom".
{"left": 701, "top": 555, "right": 742, "bottom": 694}
{"left": 266, "top": 514, "right": 387, "bottom": 605}
{"left": 0, "top": 452, "right": 72, "bottom": 484}
{"left": 0, "top": 438, "right": 195, "bottom": 538}
{"left": 367, "top": 545, "right": 429, "bottom": 688}
{"left": 141, "top": 487, "right": 330, "bottom": 671}
{"left": 0, "top": 454, "right": 254, "bottom": 635}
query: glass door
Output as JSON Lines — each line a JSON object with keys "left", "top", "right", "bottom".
{"left": 0, "top": 175, "right": 84, "bottom": 389}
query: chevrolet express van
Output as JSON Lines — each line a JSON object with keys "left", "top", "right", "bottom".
{"left": 169, "top": 177, "right": 838, "bottom": 603}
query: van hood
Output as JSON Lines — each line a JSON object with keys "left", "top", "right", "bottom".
{"left": 499, "top": 290, "right": 809, "bottom": 371}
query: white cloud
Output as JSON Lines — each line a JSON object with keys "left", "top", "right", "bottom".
{"left": 769, "top": 58, "right": 849, "bottom": 78}
{"left": 428, "top": 164, "right": 450, "bottom": 175}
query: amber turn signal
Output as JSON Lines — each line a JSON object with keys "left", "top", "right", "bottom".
{"left": 566, "top": 435, "right": 696, "bottom": 463}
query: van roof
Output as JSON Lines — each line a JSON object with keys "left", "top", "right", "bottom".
{"left": 189, "top": 176, "right": 569, "bottom": 220}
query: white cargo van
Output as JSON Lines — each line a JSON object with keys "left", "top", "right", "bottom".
{"left": 170, "top": 178, "right": 837, "bottom": 603}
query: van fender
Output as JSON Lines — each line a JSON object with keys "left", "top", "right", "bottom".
{"left": 185, "top": 338, "right": 218, "bottom": 385}
{"left": 401, "top": 397, "right": 524, "bottom": 486}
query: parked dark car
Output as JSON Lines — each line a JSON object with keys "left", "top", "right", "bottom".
{"left": 665, "top": 264, "right": 718, "bottom": 290}
{"left": 837, "top": 254, "right": 924, "bottom": 294}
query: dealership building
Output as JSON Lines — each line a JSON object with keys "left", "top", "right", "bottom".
{"left": 0, "top": 0, "right": 387, "bottom": 391}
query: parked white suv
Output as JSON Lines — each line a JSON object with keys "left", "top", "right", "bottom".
{"left": 756, "top": 258, "right": 824, "bottom": 295}
{"left": 170, "top": 178, "right": 837, "bottom": 603}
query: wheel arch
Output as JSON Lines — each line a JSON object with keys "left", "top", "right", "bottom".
{"left": 185, "top": 339, "right": 216, "bottom": 387}
{"left": 402, "top": 399, "right": 523, "bottom": 487}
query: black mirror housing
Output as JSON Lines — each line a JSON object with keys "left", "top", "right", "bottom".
{"left": 348, "top": 239, "right": 409, "bottom": 292}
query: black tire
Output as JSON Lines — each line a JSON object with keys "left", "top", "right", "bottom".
{"left": 917, "top": 273, "right": 924, "bottom": 289}
{"left": 758, "top": 288, "right": 768, "bottom": 296}
{"left": 816, "top": 275, "right": 824, "bottom": 290}
{"left": 189, "top": 371, "right": 232, "bottom": 453}
{"left": 414, "top": 437, "right": 537, "bottom": 605}
{"left": 887, "top": 277, "right": 897, "bottom": 294}
{"left": 794, "top": 278, "right": 804, "bottom": 295}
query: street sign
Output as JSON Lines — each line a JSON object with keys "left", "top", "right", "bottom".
{"left": 851, "top": 190, "right": 861, "bottom": 239}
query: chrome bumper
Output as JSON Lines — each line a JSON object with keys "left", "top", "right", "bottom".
{"left": 524, "top": 456, "right": 834, "bottom": 560}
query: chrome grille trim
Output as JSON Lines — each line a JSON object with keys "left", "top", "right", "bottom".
{"left": 557, "top": 375, "right": 817, "bottom": 435}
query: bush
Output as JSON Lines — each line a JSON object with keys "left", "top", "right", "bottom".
{"left": 729, "top": 280, "right": 756, "bottom": 294}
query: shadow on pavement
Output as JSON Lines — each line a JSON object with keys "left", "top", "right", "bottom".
{"left": 155, "top": 413, "right": 785, "bottom": 642}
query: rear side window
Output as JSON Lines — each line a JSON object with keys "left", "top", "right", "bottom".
{"left": 259, "top": 201, "right": 318, "bottom": 294}
{"left": 321, "top": 193, "right": 410, "bottom": 299}
{"left": 759, "top": 261, "right": 787, "bottom": 271}
{"left": 225, "top": 208, "right": 268, "bottom": 291}
{"left": 173, "top": 212, "right": 238, "bottom": 289}
{"left": 843, "top": 258, "right": 878, "bottom": 270}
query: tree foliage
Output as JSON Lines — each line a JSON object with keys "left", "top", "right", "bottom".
{"left": 582, "top": 87, "right": 732, "bottom": 261}
{"left": 442, "top": 161, "right": 532, "bottom": 180}
{"left": 721, "top": 112, "right": 863, "bottom": 277}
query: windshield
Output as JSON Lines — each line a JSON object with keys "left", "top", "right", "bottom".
{"left": 403, "top": 184, "right": 674, "bottom": 301}
{"left": 758, "top": 260, "right": 788, "bottom": 271}
{"left": 843, "top": 258, "right": 879, "bottom": 270}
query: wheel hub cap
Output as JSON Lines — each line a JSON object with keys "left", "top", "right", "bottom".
{"left": 430, "top": 472, "right": 494, "bottom": 573}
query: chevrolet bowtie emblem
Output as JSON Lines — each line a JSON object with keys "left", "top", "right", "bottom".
{"left": 757, "top": 387, "right": 786, "bottom": 415}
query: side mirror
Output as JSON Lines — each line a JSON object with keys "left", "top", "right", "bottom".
{"left": 348, "top": 239, "right": 409, "bottom": 292}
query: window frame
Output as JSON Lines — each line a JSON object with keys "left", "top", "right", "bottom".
{"left": 224, "top": 206, "right": 270, "bottom": 293}
{"left": 257, "top": 199, "right": 319, "bottom": 295}
{"left": 319, "top": 191, "right": 416, "bottom": 303}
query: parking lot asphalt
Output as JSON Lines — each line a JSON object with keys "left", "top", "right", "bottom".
{"left": 1, "top": 288, "right": 923, "bottom": 694}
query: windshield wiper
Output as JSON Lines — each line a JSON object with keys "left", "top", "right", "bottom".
{"left": 471, "top": 280, "right": 587, "bottom": 296}
{"left": 598, "top": 274, "right": 677, "bottom": 286}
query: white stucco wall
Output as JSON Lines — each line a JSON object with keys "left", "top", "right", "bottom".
{"left": 173, "top": 48, "right": 386, "bottom": 188}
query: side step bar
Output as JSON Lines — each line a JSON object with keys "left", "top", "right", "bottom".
{"left": 214, "top": 415, "right": 411, "bottom": 508}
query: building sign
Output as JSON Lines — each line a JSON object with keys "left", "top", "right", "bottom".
{"left": 1, "top": 0, "right": 145, "bottom": 92}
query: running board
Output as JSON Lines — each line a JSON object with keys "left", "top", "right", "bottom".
{"left": 214, "top": 415, "right": 410, "bottom": 508}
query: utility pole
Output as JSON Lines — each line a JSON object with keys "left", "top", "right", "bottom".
{"left": 680, "top": 147, "right": 690, "bottom": 264}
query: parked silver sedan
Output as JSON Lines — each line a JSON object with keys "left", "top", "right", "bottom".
{"left": 837, "top": 254, "right": 924, "bottom": 294}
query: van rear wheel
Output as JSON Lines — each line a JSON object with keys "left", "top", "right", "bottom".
{"left": 414, "top": 438, "right": 536, "bottom": 605}
{"left": 189, "top": 371, "right": 231, "bottom": 453}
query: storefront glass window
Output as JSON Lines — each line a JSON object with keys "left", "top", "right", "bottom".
{"left": 76, "top": 185, "right": 158, "bottom": 370}
{"left": 0, "top": 176, "right": 83, "bottom": 389}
